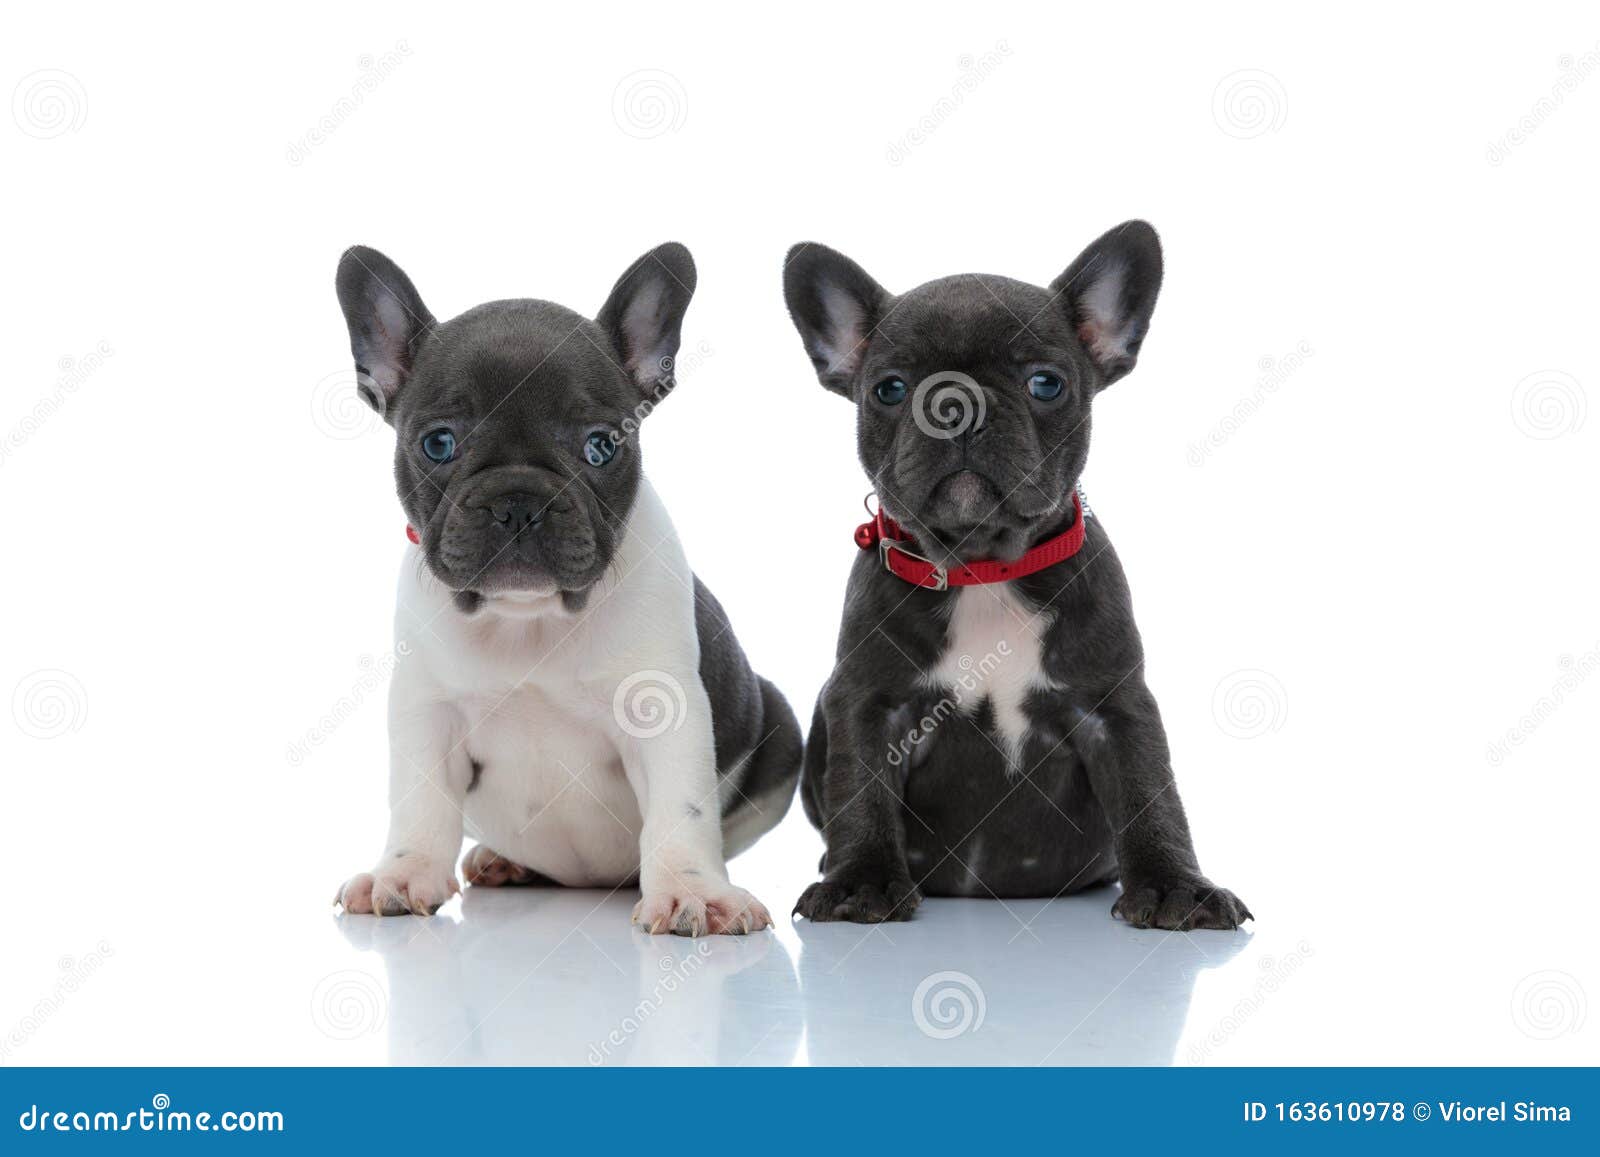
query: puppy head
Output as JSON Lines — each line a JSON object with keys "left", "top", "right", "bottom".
{"left": 783, "top": 222, "right": 1161, "bottom": 563}
{"left": 335, "top": 242, "right": 696, "bottom": 612}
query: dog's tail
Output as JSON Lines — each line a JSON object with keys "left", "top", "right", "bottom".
{"left": 719, "top": 676, "right": 803, "bottom": 858}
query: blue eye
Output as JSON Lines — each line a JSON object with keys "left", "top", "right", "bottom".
{"left": 1028, "top": 372, "right": 1065, "bottom": 401}
{"left": 584, "top": 431, "right": 619, "bottom": 467}
{"left": 420, "top": 429, "right": 456, "bottom": 462}
{"left": 874, "top": 377, "right": 908, "bottom": 405}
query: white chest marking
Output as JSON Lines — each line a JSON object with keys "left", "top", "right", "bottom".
{"left": 459, "top": 687, "right": 642, "bottom": 886}
{"left": 390, "top": 477, "right": 704, "bottom": 887}
{"left": 922, "top": 584, "right": 1057, "bottom": 769}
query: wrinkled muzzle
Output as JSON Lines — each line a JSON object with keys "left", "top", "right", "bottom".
{"left": 430, "top": 466, "right": 609, "bottom": 594}
{"left": 881, "top": 378, "right": 1063, "bottom": 547}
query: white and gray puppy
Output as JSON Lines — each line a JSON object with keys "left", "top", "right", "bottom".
{"left": 332, "top": 243, "right": 801, "bottom": 935}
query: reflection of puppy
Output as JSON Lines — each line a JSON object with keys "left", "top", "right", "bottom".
{"left": 331, "top": 243, "right": 801, "bottom": 934}
{"left": 792, "top": 896, "right": 1250, "bottom": 1064}
{"left": 335, "top": 890, "right": 802, "bottom": 1064}
{"left": 783, "top": 222, "right": 1249, "bottom": 929}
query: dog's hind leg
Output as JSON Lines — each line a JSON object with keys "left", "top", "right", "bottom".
{"left": 719, "top": 677, "right": 804, "bottom": 859}
{"left": 461, "top": 845, "right": 558, "bottom": 888}
{"left": 799, "top": 700, "right": 828, "bottom": 830}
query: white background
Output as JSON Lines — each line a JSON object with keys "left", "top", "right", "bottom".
{"left": 2, "top": 2, "right": 1596, "bottom": 1066}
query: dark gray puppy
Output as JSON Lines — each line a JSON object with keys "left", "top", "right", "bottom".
{"left": 781, "top": 222, "right": 1250, "bottom": 930}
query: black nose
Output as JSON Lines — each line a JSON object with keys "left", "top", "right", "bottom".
{"left": 488, "top": 492, "right": 544, "bottom": 534}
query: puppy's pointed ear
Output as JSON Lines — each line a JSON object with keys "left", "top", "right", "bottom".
{"left": 596, "top": 242, "right": 697, "bottom": 401}
{"left": 1051, "top": 220, "right": 1163, "bottom": 387}
{"left": 335, "top": 246, "right": 436, "bottom": 420}
{"left": 782, "top": 243, "right": 890, "bottom": 397}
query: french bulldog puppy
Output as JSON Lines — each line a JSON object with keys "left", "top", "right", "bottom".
{"left": 332, "top": 242, "right": 801, "bottom": 934}
{"left": 782, "top": 222, "right": 1250, "bottom": 930}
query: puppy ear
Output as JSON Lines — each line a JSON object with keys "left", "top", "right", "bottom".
{"left": 782, "top": 243, "right": 890, "bottom": 397}
{"left": 334, "top": 246, "right": 436, "bottom": 419}
{"left": 596, "top": 242, "right": 697, "bottom": 400}
{"left": 1051, "top": 220, "right": 1163, "bottom": 387}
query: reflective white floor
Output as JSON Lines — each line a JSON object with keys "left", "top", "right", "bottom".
{"left": 5, "top": 792, "right": 1596, "bottom": 1068}
{"left": 5, "top": 827, "right": 1596, "bottom": 1068}
{"left": 0, "top": 768, "right": 1590, "bottom": 1072}
{"left": 332, "top": 885, "right": 1253, "bottom": 1066}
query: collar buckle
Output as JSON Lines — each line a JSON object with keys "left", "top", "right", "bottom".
{"left": 880, "top": 537, "right": 948, "bottom": 591}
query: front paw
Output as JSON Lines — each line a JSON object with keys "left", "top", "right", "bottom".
{"left": 633, "top": 879, "right": 773, "bottom": 936}
{"left": 1112, "top": 877, "right": 1251, "bottom": 931}
{"left": 335, "top": 854, "right": 460, "bottom": 917}
{"left": 793, "top": 875, "right": 921, "bottom": 923}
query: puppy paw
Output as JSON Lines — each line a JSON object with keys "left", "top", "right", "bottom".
{"left": 793, "top": 876, "right": 922, "bottom": 923}
{"left": 335, "top": 855, "right": 460, "bottom": 917}
{"left": 1112, "top": 877, "right": 1251, "bottom": 931}
{"left": 633, "top": 879, "right": 772, "bottom": 936}
{"left": 462, "top": 845, "right": 547, "bottom": 888}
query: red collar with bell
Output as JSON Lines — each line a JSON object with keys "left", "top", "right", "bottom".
{"left": 853, "top": 491, "right": 1088, "bottom": 591}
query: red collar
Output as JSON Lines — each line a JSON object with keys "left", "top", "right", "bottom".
{"left": 406, "top": 525, "right": 421, "bottom": 544}
{"left": 853, "top": 491, "right": 1087, "bottom": 591}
